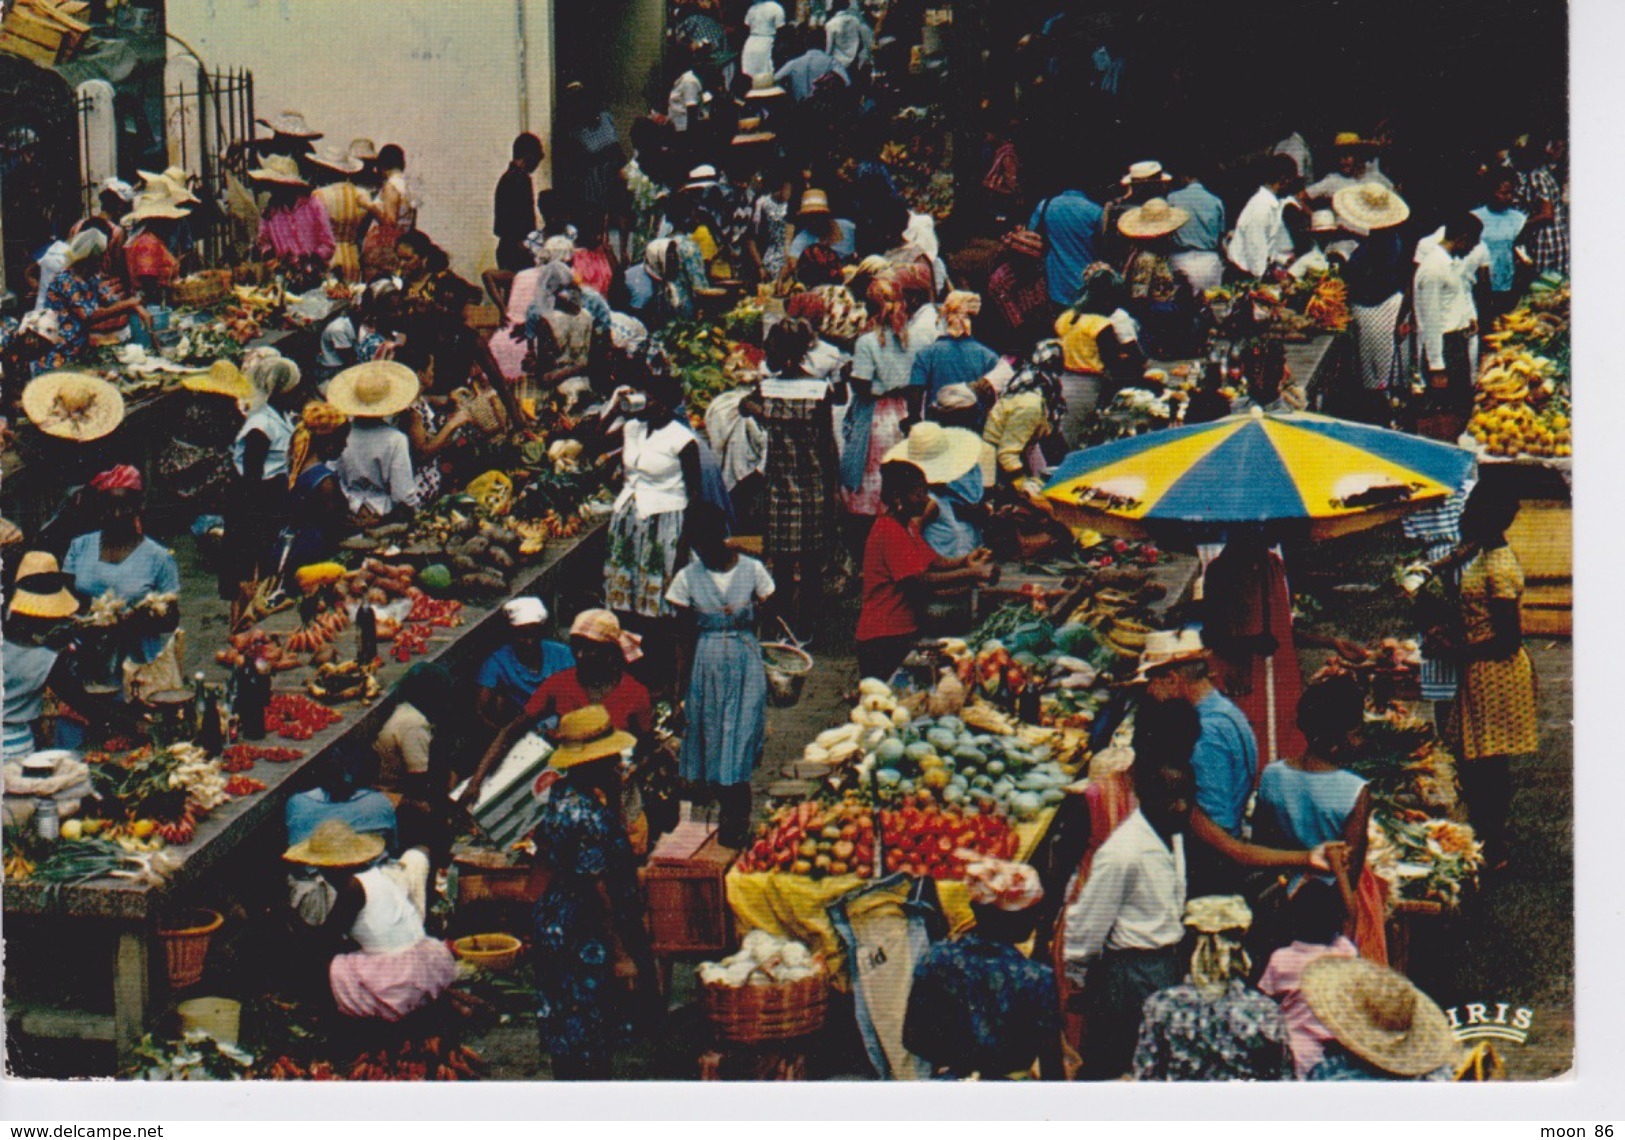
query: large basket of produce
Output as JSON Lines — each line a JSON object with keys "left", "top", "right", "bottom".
{"left": 170, "top": 270, "right": 232, "bottom": 309}
{"left": 700, "top": 932, "right": 827, "bottom": 1044}
{"left": 762, "top": 642, "right": 813, "bottom": 708}
{"left": 157, "top": 908, "right": 223, "bottom": 988}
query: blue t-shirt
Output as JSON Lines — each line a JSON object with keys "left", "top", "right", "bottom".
{"left": 1470, "top": 205, "right": 1528, "bottom": 293}
{"left": 285, "top": 788, "right": 399, "bottom": 850}
{"left": 1254, "top": 760, "right": 1366, "bottom": 849}
{"left": 922, "top": 467, "right": 984, "bottom": 559}
{"left": 789, "top": 218, "right": 857, "bottom": 261}
{"left": 1191, "top": 688, "right": 1259, "bottom": 836}
{"left": 911, "top": 335, "right": 1001, "bottom": 407}
{"left": 62, "top": 533, "right": 181, "bottom": 665}
{"left": 476, "top": 640, "right": 575, "bottom": 709}
{"left": 1030, "top": 191, "right": 1104, "bottom": 305}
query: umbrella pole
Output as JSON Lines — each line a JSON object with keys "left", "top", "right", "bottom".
{"left": 1265, "top": 653, "right": 1278, "bottom": 762}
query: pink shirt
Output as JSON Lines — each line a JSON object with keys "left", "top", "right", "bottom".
{"left": 1258, "top": 936, "right": 1358, "bottom": 1079}
{"left": 258, "top": 195, "right": 337, "bottom": 262}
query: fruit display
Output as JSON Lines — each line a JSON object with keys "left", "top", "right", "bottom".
{"left": 1302, "top": 275, "right": 1350, "bottom": 332}
{"left": 733, "top": 795, "right": 1018, "bottom": 880}
{"left": 656, "top": 318, "right": 734, "bottom": 415}
{"left": 1469, "top": 274, "right": 1572, "bottom": 461}
{"left": 264, "top": 693, "right": 343, "bottom": 741}
{"left": 1366, "top": 811, "right": 1483, "bottom": 908}
{"left": 1466, "top": 400, "right": 1570, "bottom": 459}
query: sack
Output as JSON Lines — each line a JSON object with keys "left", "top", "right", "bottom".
{"left": 122, "top": 630, "right": 186, "bottom": 705}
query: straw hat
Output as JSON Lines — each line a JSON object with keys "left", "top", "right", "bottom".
{"left": 1135, "top": 628, "right": 1206, "bottom": 679}
{"left": 136, "top": 169, "right": 199, "bottom": 205}
{"left": 348, "top": 138, "right": 380, "bottom": 163}
{"left": 1118, "top": 198, "right": 1190, "bottom": 240}
{"left": 248, "top": 154, "right": 310, "bottom": 188}
{"left": 1332, "top": 183, "right": 1410, "bottom": 233}
{"left": 745, "top": 73, "right": 788, "bottom": 99}
{"left": 182, "top": 359, "right": 254, "bottom": 401}
{"left": 283, "top": 818, "right": 386, "bottom": 868}
{"left": 327, "top": 361, "right": 421, "bottom": 418}
{"left": 126, "top": 179, "right": 195, "bottom": 223}
{"left": 796, "top": 189, "right": 832, "bottom": 218}
{"left": 1301, "top": 957, "right": 1460, "bottom": 1078}
{"left": 8, "top": 551, "right": 79, "bottom": 620}
{"left": 549, "top": 705, "right": 636, "bottom": 771}
{"left": 0, "top": 517, "right": 23, "bottom": 547}
{"left": 1120, "top": 160, "right": 1173, "bottom": 186}
{"left": 1333, "top": 131, "right": 1377, "bottom": 150}
{"left": 22, "top": 372, "right": 126, "bottom": 441}
{"left": 732, "top": 128, "right": 778, "bottom": 146}
{"left": 257, "top": 110, "right": 323, "bottom": 139}
{"left": 309, "top": 142, "right": 364, "bottom": 175}
{"left": 685, "top": 164, "right": 720, "bottom": 189}
{"left": 884, "top": 422, "right": 984, "bottom": 485}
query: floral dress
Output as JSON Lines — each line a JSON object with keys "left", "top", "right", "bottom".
{"left": 531, "top": 780, "right": 644, "bottom": 1070}
{"left": 1453, "top": 544, "right": 1538, "bottom": 760}
{"left": 754, "top": 194, "right": 791, "bottom": 281}
{"left": 1132, "top": 980, "right": 1293, "bottom": 1081}
{"left": 40, "top": 271, "right": 118, "bottom": 371}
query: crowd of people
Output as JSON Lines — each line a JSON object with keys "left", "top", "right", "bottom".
{"left": 0, "top": 0, "right": 1559, "bottom": 1084}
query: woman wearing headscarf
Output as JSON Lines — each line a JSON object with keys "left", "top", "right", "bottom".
{"left": 642, "top": 230, "right": 709, "bottom": 325}
{"left": 1131, "top": 896, "right": 1292, "bottom": 1081}
{"left": 38, "top": 230, "right": 151, "bottom": 373}
{"left": 220, "top": 352, "right": 303, "bottom": 619}
{"left": 982, "top": 341, "right": 1067, "bottom": 484}
{"left": 283, "top": 401, "right": 354, "bottom": 574}
{"left": 912, "top": 290, "right": 1002, "bottom": 415}
{"left": 489, "top": 235, "right": 572, "bottom": 383}
{"left": 62, "top": 466, "right": 182, "bottom": 677}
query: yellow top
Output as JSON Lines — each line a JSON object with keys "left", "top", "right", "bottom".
{"left": 1054, "top": 310, "right": 1109, "bottom": 375}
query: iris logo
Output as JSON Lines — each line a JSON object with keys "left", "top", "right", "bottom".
{"left": 1445, "top": 1000, "right": 1534, "bottom": 1044}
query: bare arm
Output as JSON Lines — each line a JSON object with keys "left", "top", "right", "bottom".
{"left": 1189, "top": 807, "right": 1326, "bottom": 871}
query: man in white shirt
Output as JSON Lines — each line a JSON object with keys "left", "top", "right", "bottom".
{"left": 1226, "top": 155, "right": 1305, "bottom": 279}
{"left": 1412, "top": 214, "right": 1485, "bottom": 438}
{"left": 825, "top": 0, "right": 873, "bottom": 72}
{"left": 1063, "top": 745, "right": 1195, "bottom": 1078}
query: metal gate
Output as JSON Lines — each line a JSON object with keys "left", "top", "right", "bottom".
{"left": 160, "top": 64, "right": 255, "bottom": 267}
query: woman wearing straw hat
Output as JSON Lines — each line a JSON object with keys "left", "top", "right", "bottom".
{"left": 283, "top": 819, "right": 455, "bottom": 1022}
{"left": 122, "top": 182, "right": 193, "bottom": 302}
{"left": 330, "top": 360, "right": 421, "bottom": 523}
{"left": 886, "top": 420, "right": 989, "bottom": 560}
{"left": 1118, "top": 197, "right": 1204, "bottom": 361}
{"left": 526, "top": 705, "right": 660, "bottom": 1078}
{"left": 1301, "top": 956, "right": 1461, "bottom": 1080}
{"left": 2, "top": 552, "right": 135, "bottom": 759}
{"left": 251, "top": 155, "right": 335, "bottom": 284}
{"left": 37, "top": 230, "right": 152, "bottom": 373}
{"left": 219, "top": 353, "right": 304, "bottom": 617}
{"left": 310, "top": 142, "right": 384, "bottom": 284}
{"left": 1131, "top": 895, "right": 1292, "bottom": 1081}
{"left": 1334, "top": 182, "right": 1412, "bottom": 424}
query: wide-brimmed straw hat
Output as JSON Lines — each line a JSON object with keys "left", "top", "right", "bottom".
{"left": 283, "top": 818, "right": 386, "bottom": 868}
{"left": 1333, "top": 131, "right": 1378, "bottom": 150}
{"left": 732, "top": 128, "right": 778, "bottom": 146}
{"left": 257, "top": 110, "right": 323, "bottom": 139}
{"left": 22, "top": 372, "right": 125, "bottom": 441}
{"left": 1121, "top": 160, "right": 1173, "bottom": 186}
{"left": 796, "top": 189, "right": 831, "bottom": 218}
{"left": 1135, "top": 628, "right": 1206, "bottom": 679}
{"left": 1118, "top": 197, "right": 1190, "bottom": 240}
{"left": 884, "top": 422, "right": 984, "bottom": 485}
{"left": 0, "top": 517, "right": 23, "bottom": 547}
{"left": 348, "top": 138, "right": 380, "bottom": 163}
{"left": 248, "top": 154, "right": 310, "bottom": 188}
{"left": 327, "top": 361, "right": 421, "bottom": 419}
{"left": 136, "top": 168, "right": 200, "bottom": 205}
{"left": 1301, "top": 957, "right": 1460, "bottom": 1078}
{"left": 126, "top": 178, "right": 195, "bottom": 222}
{"left": 745, "top": 73, "right": 788, "bottom": 99}
{"left": 309, "top": 142, "right": 364, "bottom": 175}
{"left": 182, "top": 359, "right": 254, "bottom": 401}
{"left": 1333, "top": 183, "right": 1410, "bottom": 233}
{"left": 8, "top": 551, "right": 79, "bottom": 619}
{"left": 550, "top": 705, "right": 637, "bottom": 771}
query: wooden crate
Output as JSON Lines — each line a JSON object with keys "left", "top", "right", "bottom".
{"left": 639, "top": 825, "right": 738, "bottom": 956}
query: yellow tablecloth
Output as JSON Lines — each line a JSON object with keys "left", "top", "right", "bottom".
{"left": 723, "top": 809, "right": 1055, "bottom": 988}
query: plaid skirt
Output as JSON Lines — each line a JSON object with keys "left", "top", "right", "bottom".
{"left": 605, "top": 501, "right": 685, "bottom": 618}
{"left": 761, "top": 397, "right": 834, "bottom": 559}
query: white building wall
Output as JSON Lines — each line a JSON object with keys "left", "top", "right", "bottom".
{"left": 166, "top": 0, "right": 555, "bottom": 278}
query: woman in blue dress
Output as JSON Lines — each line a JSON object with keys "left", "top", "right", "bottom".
{"left": 61, "top": 466, "right": 181, "bottom": 684}
{"left": 666, "top": 503, "right": 775, "bottom": 848}
{"left": 530, "top": 705, "right": 659, "bottom": 1079}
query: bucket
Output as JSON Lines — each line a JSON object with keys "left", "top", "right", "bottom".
{"left": 176, "top": 997, "right": 241, "bottom": 1044}
{"left": 157, "top": 908, "right": 223, "bottom": 989}
{"left": 762, "top": 642, "right": 813, "bottom": 708}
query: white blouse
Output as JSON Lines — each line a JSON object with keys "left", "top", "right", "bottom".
{"left": 617, "top": 419, "right": 693, "bottom": 519}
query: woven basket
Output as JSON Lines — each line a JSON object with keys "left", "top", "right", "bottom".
{"left": 702, "top": 960, "right": 828, "bottom": 1044}
{"left": 453, "top": 385, "right": 509, "bottom": 438}
{"left": 157, "top": 908, "right": 223, "bottom": 988}
{"left": 171, "top": 270, "right": 232, "bottom": 309}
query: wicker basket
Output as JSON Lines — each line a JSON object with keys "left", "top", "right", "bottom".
{"left": 171, "top": 270, "right": 232, "bottom": 309}
{"left": 702, "top": 960, "right": 828, "bottom": 1044}
{"left": 157, "top": 908, "right": 223, "bottom": 988}
{"left": 453, "top": 385, "right": 509, "bottom": 438}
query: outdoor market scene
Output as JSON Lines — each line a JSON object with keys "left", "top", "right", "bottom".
{"left": 0, "top": 0, "right": 1572, "bottom": 1085}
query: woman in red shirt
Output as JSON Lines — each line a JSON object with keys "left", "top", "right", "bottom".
{"left": 461, "top": 608, "right": 651, "bottom": 805}
{"left": 856, "top": 460, "right": 996, "bottom": 680}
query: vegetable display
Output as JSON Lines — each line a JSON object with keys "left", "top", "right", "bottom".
{"left": 733, "top": 795, "right": 1018, "bottom": 880}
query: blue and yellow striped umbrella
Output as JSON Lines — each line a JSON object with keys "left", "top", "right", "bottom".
{"left": 1042, "top": 407, "right": 1477, "bottom": 541}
